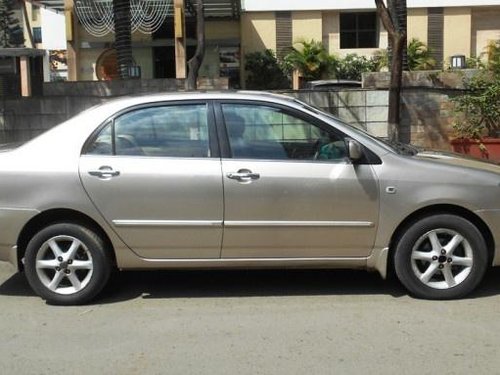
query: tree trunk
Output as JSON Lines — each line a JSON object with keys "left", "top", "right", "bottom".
{"left": 375, "top": 0, "right": 407, "bottom": 143}
{"left": 21, "top": 0, "right": 32, "bottom": 47}
{"left": 388, "top": 34, "right": 405, "bottom": 142}
{"left": 186, "top": 0, "right": 205, "bottom": 90}
{"left": 396, "top": 0, "right": 408, "bottom": 72}
{"left": 113, "top": 0, "right": 133, "bottom": 79}
{"left": 387, "top": 0, "right": 408, "bottom": 71}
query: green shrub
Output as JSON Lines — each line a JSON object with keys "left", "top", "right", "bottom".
{"left": 336, "top": 54, "right": 378, "bottom": 81}
{"left": 486, "top": 40, "right": 500, "bottom": 75}
{"left": 371, "top": 49, "right": 389, "bottom": 71}
{"left": 451, "top": 41, "right": 500, "bottom": 140}
{"left": 244, "top": 50, "right": 289, "bottom": 90}
{"left": 465, "top": 57, "right": 484, "bottom": 69}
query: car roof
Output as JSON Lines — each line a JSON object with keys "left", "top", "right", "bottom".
{"left": 99, "top": 90, "right": 297, "bottom": 108}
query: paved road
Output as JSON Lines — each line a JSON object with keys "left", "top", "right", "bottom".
{"left": 1, "top": 262, "right": 500, "bottom": 374}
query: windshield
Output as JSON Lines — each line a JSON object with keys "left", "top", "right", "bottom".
{"left": 293, "top": 98, "right": 419, "bottom": 156}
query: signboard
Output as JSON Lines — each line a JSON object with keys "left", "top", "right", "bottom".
{"left": 219, "top": 46, "right": 240, "bottom": 88}
{"left": 219, "top": 47, "right": 240, "bottom": 69}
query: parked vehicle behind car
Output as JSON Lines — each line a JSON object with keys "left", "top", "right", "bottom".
{"left": 0, "top": 91, "right": 499, "bottom": 304}
{"left": 302, "top": 79, "right": 362, "bottom": 90}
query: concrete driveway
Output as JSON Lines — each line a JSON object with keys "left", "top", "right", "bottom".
{"left": 1, "top": 262, "right": 500, "bottom": 374}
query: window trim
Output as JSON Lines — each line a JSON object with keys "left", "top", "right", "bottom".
{"left": 81, "top": 100, "right": 220, "bottom": 159}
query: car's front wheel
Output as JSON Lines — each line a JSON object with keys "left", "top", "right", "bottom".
{"left": 24, "top": 223, "right": 112, "bottom": 305}
{"left": 394, "top": 214, "right": 488, "bottom": 300}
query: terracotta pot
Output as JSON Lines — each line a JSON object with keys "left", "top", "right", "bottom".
{"left": 450, "top": 138, "right": 500, "bottom": 162}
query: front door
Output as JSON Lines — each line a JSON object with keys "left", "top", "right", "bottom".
{"left": 219, "top": 102, "right": 379, "bottom": 258}
{"left": 79, "top": 102, "right": 223, "bottom": 259}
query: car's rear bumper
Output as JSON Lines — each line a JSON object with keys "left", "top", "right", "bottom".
{"left": 0, "top": 245, "right": 19, "bottom": 271}
{"left": 0, "top": 207, "right": 39, "bottom": 271}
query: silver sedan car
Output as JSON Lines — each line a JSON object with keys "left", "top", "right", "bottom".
{"left": 0, "top": 92, "right": 499, "bottom": 304}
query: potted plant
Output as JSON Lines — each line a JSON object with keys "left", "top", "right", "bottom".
{"left": 451, "top": 40, "right": 500, "bottom": 162}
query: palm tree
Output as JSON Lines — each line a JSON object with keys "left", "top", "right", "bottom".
{"left": 407, "top": 38, "right": 436, "bottom": 71}
{"left": 113, "top": 0, "right": 133, "bottom": 79}
{"left": 0, "top": 0, "right": 24, "bottom": 47}
{"left": 284, "top": 40, "right": 334, "bottom": 81}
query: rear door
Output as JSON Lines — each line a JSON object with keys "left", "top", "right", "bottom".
{"left": 79, "top": 101, "right": 224, "bottom": 259}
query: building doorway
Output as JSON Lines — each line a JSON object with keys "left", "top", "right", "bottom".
{"left": 153, "top": 45, "right": 196, "bottom": 79}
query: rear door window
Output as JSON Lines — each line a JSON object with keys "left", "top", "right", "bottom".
{"left": 86, "top": 104, "right": 211, "bottom": 158}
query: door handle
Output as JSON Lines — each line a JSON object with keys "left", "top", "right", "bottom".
{"left": 227, "top": 170, "right": 260, "bottom": 182}
{"left": 88, "top": 166, "right": 120, "bottom": 179}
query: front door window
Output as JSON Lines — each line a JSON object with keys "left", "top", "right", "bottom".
{"left": 222, "top": 104, "right": 347, "bottom": 161}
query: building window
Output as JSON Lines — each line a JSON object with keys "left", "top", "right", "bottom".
{"left": 340, "top": 12, "right": 378, "bottom": 49}
{"left": 33, "top": 27, "right": 42, "bottom": 44}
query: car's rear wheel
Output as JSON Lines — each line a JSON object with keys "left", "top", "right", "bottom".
{"left": 394, "top": 214, "right": 488, "bottom": 300}
{"left": 24, "top": 223, "right": 112, "bottom": 305}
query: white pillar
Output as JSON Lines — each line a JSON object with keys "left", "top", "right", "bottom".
{"left": 43, "top": 51, "right": 51, "bottom": 82}
{"left": 174, "top": 0, "right": 186, "bottom": 79}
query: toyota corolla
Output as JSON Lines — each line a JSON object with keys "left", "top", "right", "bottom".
{"left": 0, "top": 92, "right": 499, "bottom": 304}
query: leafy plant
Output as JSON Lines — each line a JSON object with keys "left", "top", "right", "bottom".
{"left": 283, "top": 40, "right": 335, "bottom": 81}
{"left": 244, "top": 50, "right": 289, "bottom": 90}
{"left": 0, "top": 0, "right": 24, "bottom": 48}
{"left": 466, "top": 56, "right": 484, "bottom": 69}
{"left": 451, "top": 42, "right": 500, "bottom": 140}
{"left": 407, "top": 38, "right": 436, "bottom": 71}
{"left": 335, "top": 54, "right": 378, "bottom": 81}
{"left": 371, "top": 49, "right": 389, "bottom": 71}
{"left": 485, "top": 40, "right": 500, "bottom": 75}
{"left": 246, "top": 42, "right": 389, "bottom": 88}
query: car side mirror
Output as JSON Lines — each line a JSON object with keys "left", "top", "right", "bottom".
{"left": 347, "top": 139, "right": 363, "bottom": 162}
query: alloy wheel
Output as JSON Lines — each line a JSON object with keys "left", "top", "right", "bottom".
{"left": 35, "top": 235, "right": 94, "bottom": 295}
{"left": 411, "top": 229, "right": 473, "bottom": 290}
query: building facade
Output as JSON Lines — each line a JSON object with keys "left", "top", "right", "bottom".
{"left": 241, "top": 0, "right": 500, "bottom": 69}
{"left": 61, "top": 0, "right": 500, "bottom": 85}
{"left": 64, "top": 0, "right": 240, "bottom": 83}
{"left": 0, "top": 1, "right": 62, "bottom": 96}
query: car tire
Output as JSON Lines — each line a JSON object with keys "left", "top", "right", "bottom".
{"left": 394, "top": 214, "right": 488, "bottom": 300}
{"left": 24, "top": 223, "right": 112, "bottom": 305}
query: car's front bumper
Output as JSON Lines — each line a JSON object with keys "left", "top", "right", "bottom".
{"left": 475, "top": 209, "right": 500, "bottom": 266}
